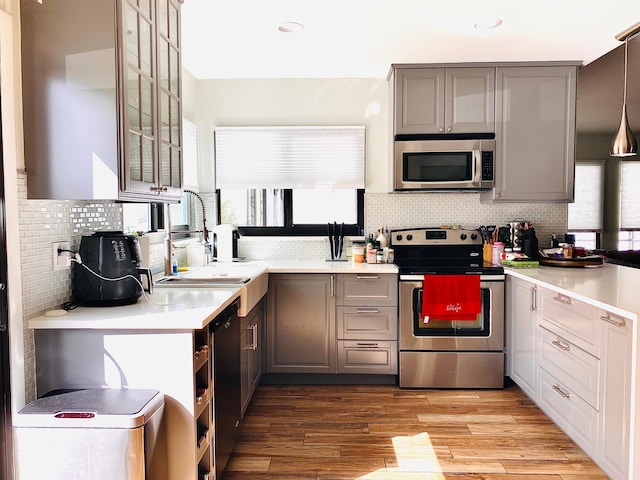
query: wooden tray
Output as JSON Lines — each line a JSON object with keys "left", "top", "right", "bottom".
{"left": 538, "top": 256, "right": 603, "bottom": 268}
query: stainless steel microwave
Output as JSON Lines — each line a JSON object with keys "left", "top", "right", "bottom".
{"left": 394, "top": 136, "right": 495, "bottom": 191}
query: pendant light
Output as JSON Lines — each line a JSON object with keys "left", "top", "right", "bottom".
{"left": 610, "top": 24, "right": 640, "bottom": 157}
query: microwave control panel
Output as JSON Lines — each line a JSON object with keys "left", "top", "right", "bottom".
{"left": 481, "top": 152, "right": 494, "bottom": 181}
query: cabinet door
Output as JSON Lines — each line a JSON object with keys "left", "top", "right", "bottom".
{"left": 487, "top": 65, "right": 576, "bottom": 202}
{"left": 507, "top": 276, "right": 539, "bottom": 399}
{"left": 598, "top": 312, "right": 632, "bottom": 480}
{"left": 120, "top": 0, "right": 159, "bottom": 197}
{"left": 119, "top": 0, "right": 182, "bottom": 201}
{"left": 395, "top": 68, "right": 445, "bottom": 134}
{"left": 156, "top": 0, "right": 183, "bottom": 198}
{"left": 266, "top": 274, "right": 336, "bottom": 373}
{"left": 445, "top": 67, "right": 495, "bottom": 133}
{"left": 241, "top": 301, "right": 263, "bottom": 417}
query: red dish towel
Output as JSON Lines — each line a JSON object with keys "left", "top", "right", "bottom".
{"left": 422, "top": 275, "right": 481, "bottom": 322}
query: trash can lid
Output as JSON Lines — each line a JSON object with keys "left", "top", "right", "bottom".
{"left": 15, "top": 389, "right": 164, "bottom": 429}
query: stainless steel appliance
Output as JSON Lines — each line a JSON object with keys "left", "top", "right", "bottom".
{"left": 73, "top": 231, "right": 153, "bottom": 307}
{"left": 394, "top": 136, "right": 495, "bottom": 191}
{"left": 14, "top": 388, "right": 166, "bottom": 480}
{"left": 211, "top": 300, "right": 241, "bottom": 479}
{"left": 392, "top": 227, "right": 505, "bottom": 388}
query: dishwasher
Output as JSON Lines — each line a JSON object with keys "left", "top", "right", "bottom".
{"left": 211, "top": 299, "right": 241, "bottom": 479}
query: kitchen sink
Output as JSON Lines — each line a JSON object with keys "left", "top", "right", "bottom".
{"left": 155, "top": 276, "right": 251, "bottom": 287}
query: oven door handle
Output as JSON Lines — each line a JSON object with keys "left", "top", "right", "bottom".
{"left": 413, "top": 288, "right": 423, "bottom": 320}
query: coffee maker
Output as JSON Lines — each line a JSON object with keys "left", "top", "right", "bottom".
{"left": 211, "top": 224, "right": 239, "bottom": 262}
{"left": 73, "top": 231, "right": 153, "bottom": 306}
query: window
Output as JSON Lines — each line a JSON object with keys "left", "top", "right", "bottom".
{"left": 619, "top": 162, "right": 640, "bottom": 250}
{"left": 567, "top": 161, "right": 604, "bottom": 249}
{"left": 215, "top": 126, "right": 365, "bottom": 235}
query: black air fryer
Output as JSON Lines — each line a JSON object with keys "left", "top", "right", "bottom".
{"left": 73, "top": 231, "right": 153, "bottom": 307}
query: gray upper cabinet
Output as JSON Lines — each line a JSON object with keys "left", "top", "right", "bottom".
{"left": 393, "top": 66, "right": 495, "bottom": 135}
{"left": 21, "top": 0, "right": 183, "bottom": 202}
{"left": 482, "top": 65, "right": 578, "bottom": 202}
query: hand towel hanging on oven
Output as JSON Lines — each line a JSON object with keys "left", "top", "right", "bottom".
{"left": 421, "top": 274, "right": 481, "bottom": 322}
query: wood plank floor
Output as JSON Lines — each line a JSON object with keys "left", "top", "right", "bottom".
{"left": 223, "top": 383, "right": 609, "bottom": 480}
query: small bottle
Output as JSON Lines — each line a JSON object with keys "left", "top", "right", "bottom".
{"left": 492, "top": 242, "right": 504, "bottom": 265}
{"left": 376, "top": 227, "right": 388, "bottom": 249}
{"left": 172, "top": 252, "right": 178, "bottom": 275}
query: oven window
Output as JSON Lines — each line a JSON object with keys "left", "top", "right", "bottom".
{"left": 413, "top": 287, "right": 490, "bottom": 336}
{"left": 403, "top": 152, "right": 473, "bottom": 183}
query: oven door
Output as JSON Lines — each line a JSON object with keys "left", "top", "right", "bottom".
{"left": 399, "top": 275, "right": 504, "bottom": 352}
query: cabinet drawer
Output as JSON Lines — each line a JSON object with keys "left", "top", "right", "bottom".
{"left": 540, "top": 290, "right": 600, "bottom": 357}
{"left": 337, "top": 306, "right": 397, "bottom": 340}
{"left": 539, "top": 369, "right": 597, "bottom": 457}
{"left": 538, "top": 326, "right": 599, "bottom": 409}
{"left": 337, "top": 340, "right": 398, "bottom": 374}
{"left": 337, "top": 274, "right": 398, "bottom": 306}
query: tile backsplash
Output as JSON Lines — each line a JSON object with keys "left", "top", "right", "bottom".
{"left": 238, "top": 192, "right": 567, "bottom": 261}
{"left": 17, "top": 172, "right": 122, "bottom": 400}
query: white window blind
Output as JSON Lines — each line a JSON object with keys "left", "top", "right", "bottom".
{"left": 215, "top": 126, "right": 365, "bottom": 189}
{"left": 182, "top": 119, "right": 199, "bottom": 189}
{"left": 567, "top": 161, "right": 604, "bottom": 231}
{"left": 620, "top": 162, "right": 640, "bottom": 229}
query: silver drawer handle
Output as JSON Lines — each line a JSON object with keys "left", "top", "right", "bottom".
{"left": 356, "top": 308, "right": 380, "bottom": 314}
{"left": 552, "top": 384, "right": 571, "bottom": 399}
{"left": 356, "top": 343, "right": 379, "bottom": 348}
{"left": 355, "top": 275, "right": 379, "bottom": 279}
{"left": 552, "top": 294, "right": 572, "bottom": 305}
{"left": 600, "top": 315, "right": 626, "bottom": 328}
{"left": 551, "top": 340, "right": 571, "bottom": 352}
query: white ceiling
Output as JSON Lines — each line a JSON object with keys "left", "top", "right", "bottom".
{"left": 181, "top": 0, "right": 638, "bottom": 79}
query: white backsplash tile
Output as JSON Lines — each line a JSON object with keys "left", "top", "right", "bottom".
{"left": 17, "top": 172, "right": 122, "bottom": 401}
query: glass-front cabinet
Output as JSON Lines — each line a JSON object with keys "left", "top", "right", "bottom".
{"left": 120, "top": 0, "right": 183, "bottom": 201}
{"left": 20, "top": 0, "right": 182, "bottom": 202}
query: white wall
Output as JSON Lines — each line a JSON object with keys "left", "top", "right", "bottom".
{"left": 194, "top": 78, "right": 390, "bottom": 193}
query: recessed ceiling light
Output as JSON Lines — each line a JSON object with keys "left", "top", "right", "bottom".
{"left": 473, "top": 17, "right": 503, "bottom": 30}
{"left": 278, "top": 22, "right": 304, "bottom": 33}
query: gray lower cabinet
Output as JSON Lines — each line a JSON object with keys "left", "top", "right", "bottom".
{"left": 336, "top": 274, "right": 398, "bottom": 374}
{"left": 241, "top": 299, "right": 263, "bottom": 416}
{"left": 266, "top": 273, "right": 399, "bottom": 375}
{"left": 266, "top": 274, "right": 336, "bottom": 373}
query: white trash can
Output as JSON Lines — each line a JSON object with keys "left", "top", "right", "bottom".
{"left": 13, "top": 388, "right": 166, "bottom": 480}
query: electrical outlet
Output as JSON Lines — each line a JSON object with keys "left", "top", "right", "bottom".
{"left": 52, "top": 241, "right": 71, "bottom": 270}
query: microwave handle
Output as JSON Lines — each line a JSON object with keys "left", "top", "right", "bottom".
{"left": 472, "top": 150, "right": 482, "bottom": 187}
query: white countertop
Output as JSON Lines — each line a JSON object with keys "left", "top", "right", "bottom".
{"left": 29, "top": 288, "right": 242, "bottom": 330}
{"left": 505, "top": 263, "right": 640, "bottom": 320}
{"left": 30, "top": 260, "right": 398, "bottom": 330}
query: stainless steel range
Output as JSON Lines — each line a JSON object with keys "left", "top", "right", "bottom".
{"left": 392, "top": 227, "right": 505, "bottom": 388}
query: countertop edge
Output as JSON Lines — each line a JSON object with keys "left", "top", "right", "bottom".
{"left": 504, "top": 265, "right": 639, "bottom": 321}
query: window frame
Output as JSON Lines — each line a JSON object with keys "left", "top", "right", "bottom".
{"left": 216, "top": 188, "right": 364, "bottom": 236}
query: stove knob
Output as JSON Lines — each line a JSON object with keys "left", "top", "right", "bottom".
{"left": 406, "top": 234, "right": 413, "bottom": 241}
{"left": 395, "top": 234, "right": 403, "bottom": 242}
{"left": 460, "top": 233, "right": 467, "bottom": 241}
{"left": 471, "top": 233, "right": 478, "bottom": 240}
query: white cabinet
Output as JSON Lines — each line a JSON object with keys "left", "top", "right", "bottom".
{"left": 393, "top": 67, "right": 495, "bottom": 135}
{"left": 509, "top": 280, "right": 634, "bottom": 480}
{"left": 598, "top": 312, "right": 632, "bottom": 480}
{"left": 506, "top": 276, "right": 539, "bottom": 399}
{"left": 482, "top": 65, "right": 577, "bottom": 202}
